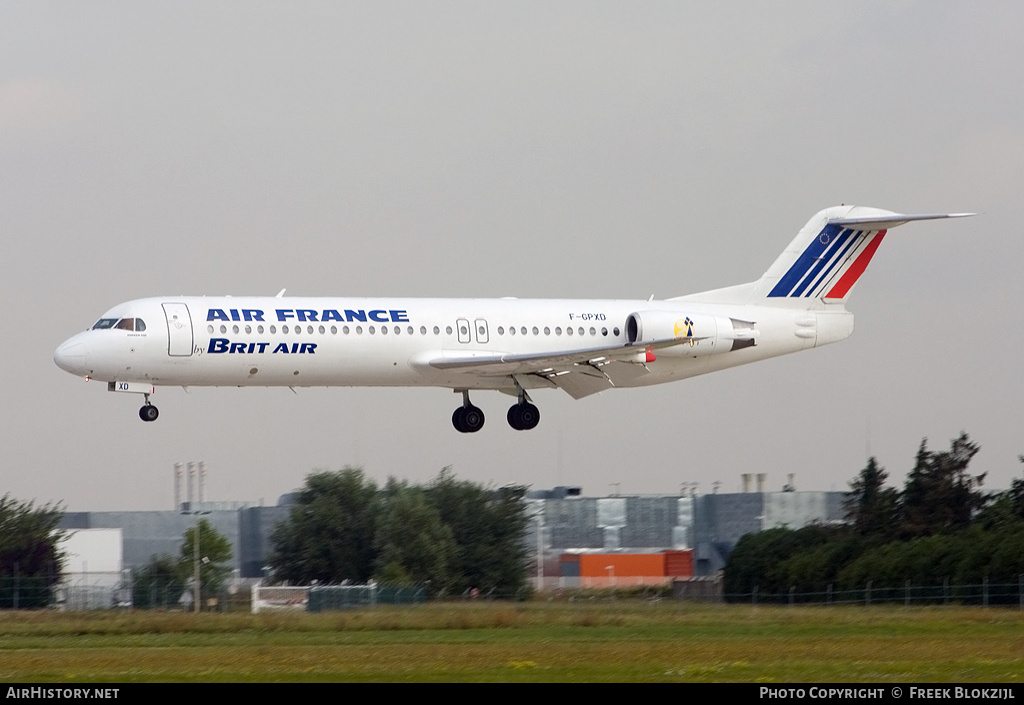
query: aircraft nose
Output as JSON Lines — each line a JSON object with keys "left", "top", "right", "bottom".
{"left": 54, "top": 339, "right": 87, "bottom": 375}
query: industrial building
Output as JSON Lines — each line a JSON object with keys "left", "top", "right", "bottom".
{"left": 525, "top": 481, "right": 845, "bottom": 588}
{"left": 57, "top": 471, "right": 847, "bottom": 591}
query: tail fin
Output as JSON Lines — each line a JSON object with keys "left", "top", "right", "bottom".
{"left": 751, "top": 206, "right": 974, "bottom": 305}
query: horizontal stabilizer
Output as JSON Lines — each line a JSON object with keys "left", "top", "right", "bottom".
{"left": 828, "top": 212, "right": 976, "bottom": 229}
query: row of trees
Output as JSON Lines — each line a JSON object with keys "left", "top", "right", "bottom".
{"left": 2, "top": 466, "right": 530, "bottom": 608}
{"left": 0, "top": 496, "right": 65, "bottom": 609}
{"left": 725, "top": 433, "right": 1024, "bottom": 599}
{"left": 846, "top": 433, "right": 990, "bottom": 540}
{"left": 269, "top": 467, "right": 532, "bottom": 596}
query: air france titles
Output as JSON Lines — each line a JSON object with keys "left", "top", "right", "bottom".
{"left": 204, "top": 307, "right": 410, "bottom": 355}
{"left": 206, "top": 308, "right": 410, "bottom": 324}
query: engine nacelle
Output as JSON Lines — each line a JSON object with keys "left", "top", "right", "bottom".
{"left": 625, "top": 311, "right": 758, "bottom": 357}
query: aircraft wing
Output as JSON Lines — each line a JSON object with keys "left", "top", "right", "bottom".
{"left": 423, "top": 337, "right": 701, "bottom": 399}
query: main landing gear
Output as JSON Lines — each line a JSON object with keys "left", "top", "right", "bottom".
{"left": 452, "top": 391, "right": 485, "bottom": 433}
{"left": 508, "top": 385, "right": 540, "bottom": 431}
{"left": 451, "top": 389, "right": 541, "bottom": 433}
{"left": 507, "top": 401, "right": 540, "bottom": 431}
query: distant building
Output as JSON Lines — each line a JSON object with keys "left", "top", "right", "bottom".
{"left": 57, "top": 488, "right": 847, "bottom": 587}
{"left": 529, "top": 490, "right": 846, "bottom": 585}
{"left": 58, "top": 528, "right": 126, "bottom": 609}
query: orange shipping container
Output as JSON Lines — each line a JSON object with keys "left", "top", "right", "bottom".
{"left": 579, "top": 553, "right": 666, "bottom": 578}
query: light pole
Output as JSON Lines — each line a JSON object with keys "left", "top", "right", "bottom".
{"left": 193, "top": 517, "right": 200, "bottom": 612}
{"left": 180, "top": 510, "right": 210, "bottom": 613}
{"left": 535, "top": 510, "right": 544, "bottom": 592}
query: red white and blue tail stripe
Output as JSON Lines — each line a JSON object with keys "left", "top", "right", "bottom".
{"left": 756, "top": 207, "right": 974, "bottom": 305}
{"left": 767, "top": 224, "right": 887, "bottom": 301}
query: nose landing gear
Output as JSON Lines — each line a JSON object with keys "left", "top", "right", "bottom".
{"left": 107, "top": 381, "right": 159, "bottom": 422}
{"left": 139, "top": 391, "right": 159, "bottom": 422}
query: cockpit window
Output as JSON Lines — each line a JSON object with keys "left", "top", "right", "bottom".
{"left": 95, "top": 317, "right": 147, "bottom": 332}
{"left": 113, "top": 318, "right": 147, "bottom": 332}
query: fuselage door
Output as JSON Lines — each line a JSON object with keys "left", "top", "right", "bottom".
{"left": 456, "top": 318, "right": 471, "bottom": 344}
{"left": 474, "top": 319, "right": 489, "bottom": 344}
{"left": 162, "top": 303, "right": 193, "bottom": 356}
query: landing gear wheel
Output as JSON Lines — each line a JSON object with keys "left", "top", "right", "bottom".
{"left": 463, "top": 405, "right": 484, "bottom": 432}
{"left": 507, "top": 402, "right": 540, "bottom": 430}
{"left": 518, "top": 402, "right": 539, "bottom": 430}
{"left": 507, "top": 405, "right": 521, "bottom": 430}
{"left": 452, "top": 407, "right": 467, "bottom": 432}
{"left": 139, "top": 404, "right": 159, "bottom": 422}
{"left": 452, "top": 404, "right": 484, "bottom": 433}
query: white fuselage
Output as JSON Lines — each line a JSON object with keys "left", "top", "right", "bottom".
{"left": 54, "top": 295, "right": 852, "bottom": 392}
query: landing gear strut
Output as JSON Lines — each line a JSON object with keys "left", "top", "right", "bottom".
{"left": 507, "top": 385, "right": 540, "bottom": 431}
{"left": 452, "top": 390, "right": 485, "bottom": 433}
{"left": 109, "top": 382, "right": 159, "bottom": 422}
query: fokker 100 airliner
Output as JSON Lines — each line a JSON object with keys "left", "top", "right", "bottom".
{"left": 54, "top": 206, "right": 971, "bottom": 432}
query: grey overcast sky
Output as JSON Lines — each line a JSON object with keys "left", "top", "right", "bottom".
{"left": 3, "top": 2, "right": 1022, "bottom": 510}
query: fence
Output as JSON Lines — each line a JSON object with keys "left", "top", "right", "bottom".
{"left": 0, "top": 577, "right": 56, "bottom": 609}
{"left": 0, "top": 575, "right": 132, "bottom": 610}
{"left": 8, "top": 575, "right": 1024, "bottom": 610}
{"left": 730, "top": 577, "right": 1024, "bottom": 607}
{"left": 60, "top": 578, "right": 132, "bottom": 610}
{"left": 131, "top": 581, "right": 190, "bottom": 610}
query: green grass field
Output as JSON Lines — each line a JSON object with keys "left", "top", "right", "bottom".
{"left": 1, "top": 602, "right": 1022, "bottom": 682}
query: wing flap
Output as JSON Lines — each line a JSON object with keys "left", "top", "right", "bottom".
{"left": 600, "top": 359, "right": 652, "bottom": 386}
{"left": 426, "top": 336, "right": 697, "bottom": 375}
{"left": 423, "top": 337, "right": 696, "bottom": 399}
{"left": 547, "top": 370, "right": 614, "bottom": 399}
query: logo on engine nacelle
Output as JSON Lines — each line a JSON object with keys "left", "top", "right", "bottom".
{"left": 674, "top": 316, "right": 695, "bottom": 344}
